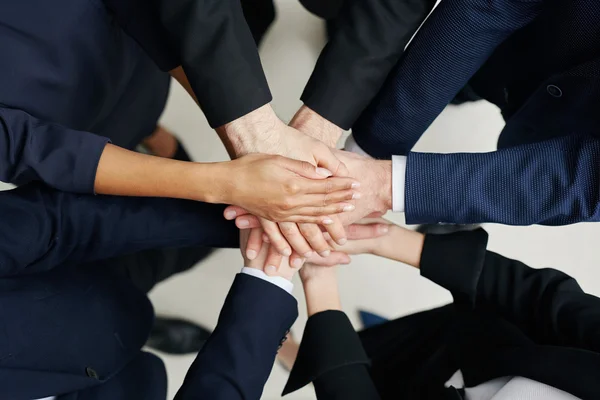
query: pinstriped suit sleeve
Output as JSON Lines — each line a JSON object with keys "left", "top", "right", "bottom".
{"left": 405, "top": 134, "right": 600, "bottom": 225}
{"left": 352, "top": 0, "right": 545, "bottom": 158}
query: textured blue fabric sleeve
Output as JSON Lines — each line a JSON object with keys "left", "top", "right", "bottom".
{"left": 0, "top": 107, "right": 109, "bottom": 194}
{"left": 405, "top": 134, "right": 600, "bottom": 225}
{"left": 0, "top": 184, "right": 238, "bottom": 277}
{"left": 175, "top": 273, "right": 298, "bottom": 400}
{"left": 352, "top": 0, "right": 544, "bottom": 158}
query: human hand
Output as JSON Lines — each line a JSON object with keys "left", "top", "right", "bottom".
{"left": 328, "top": 150, "right": 393, "bottom": 226}
{"left": 216, "top": 105, "right": 348, "bottom": 177}
{"left": 289, "top": 105, "right": 344, "bottom": 148}
{"left": 239, "top": 228, "right": 299, "bottom": 281}
{"left": 217, "top": 154, "right": 359, "bottom": 223}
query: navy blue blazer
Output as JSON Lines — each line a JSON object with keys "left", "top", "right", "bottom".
{"left": 0, "top": 183, "right": 297, "bottom": 399}
{"left": 352, "top": 0, "right": 600, "bottom": 226}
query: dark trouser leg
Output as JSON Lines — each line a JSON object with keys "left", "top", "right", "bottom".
{"left": 106, "top": 246, "right": 218, "bottom": 354}
{"left": 359, "top": 304, "right": 459, "bottom": 399}
{"left": 106, "top": 246, "right": 214, "bottom": 294}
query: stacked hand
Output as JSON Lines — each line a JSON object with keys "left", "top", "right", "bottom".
{"left": 219, "top": 105, "right": 355, "bottom": 265}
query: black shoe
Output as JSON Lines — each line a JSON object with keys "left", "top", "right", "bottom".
{"left": 147, "top": 317, "right": 212, "bottom": 355}
{"left": 416, "top": 224, "right": 480, "bottom": 235}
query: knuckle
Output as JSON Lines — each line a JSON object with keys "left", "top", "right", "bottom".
{"left": 280, "top": 224, "right": 298, "bottom": 236}
{"left": 325, "top": 180, "right": 335, "bottom": 193}
{"left": 284, "top": 181, "right": 300, "bottom": 195}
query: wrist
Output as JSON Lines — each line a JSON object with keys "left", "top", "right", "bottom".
{"left": 303, "top": 274, "right": 341, "bottom": 315}
{"left": 374, "top": 160, "right": 393, "bottom": 212}
{"left": 189, "top": 162, "right": 229, "bottom": 204}
{"left": 291, "top": 105, "right": 343, "bottom": 148}
{"left": 215, "top": 104, "right": 280, "bottom": 157}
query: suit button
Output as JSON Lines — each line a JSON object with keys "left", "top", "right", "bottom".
{"left": 85, "top": 367, "right": 99, "bottom": 379}
{"left": 547, "top": 84, "right": 563, "bottom": 98}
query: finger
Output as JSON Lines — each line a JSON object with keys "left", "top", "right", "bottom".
{"left": 261, "top": 219, "right": 292, "bottom": 256}
{"left": 283, "top": 202, "right": 356, "bottom": 220}
{"left": 322, "top": 215, "right": 347, "bottom": 245}
{"left": 289, "top": 250, "right": 306, "bottom": 270}
{"left": 300, "top": 177, "right": 360, "bottom": 195}
{"left": 307, "top": 251, "right": 351, "bottom": 267}
{"left": 264, "top": 246, "right": 283, "bottom": 276}
{"left": 298, "top": 223, "right": 331, "bottom": 257}
{"left": 346, "top": 223, "right": 390, "bottom": 240}
{"left": 315, "top": 148, "right": 349, "bottom": 178}
{"left": 278, "top": 222, "right": 314, "bottom": 259}
{"left": 245, "top": 228, "right": 264, "bottom": 260}
{"left": 224, "top": 206, "right": 251, "bottom": 220}
{"left": 281, "top": 158, "right": 331, "bottom": 180}
{"left": 235, "top": 215, "right": 261, "bottom": 229}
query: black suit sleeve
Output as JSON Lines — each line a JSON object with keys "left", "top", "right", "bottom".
{"left": 420, "top": 229, "right": 600, "bottom": 353}
{"left": 284, "top": 310, "right": 381, "bottom": 400}
{"left": 154, "top": 0, "right": 272, "bottom": 128}
{"left": 301, "top": 0, "right": 436, "bottom": 129}
{"left": 104, "top": 0, "right": 271, "bottom": 128}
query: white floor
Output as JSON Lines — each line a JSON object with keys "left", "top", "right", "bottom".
{"left": 3, "top": 1, "right": 599, "bottom": 399}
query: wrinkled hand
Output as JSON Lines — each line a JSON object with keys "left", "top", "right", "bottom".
{"left": 221, "top": 154, "right": 359, "bottom": 223}
{"left": 329, "top": 150, "right": 392, "bottom": 226}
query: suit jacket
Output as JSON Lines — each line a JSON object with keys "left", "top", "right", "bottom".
{"left": 284, "top": 229, "right": 600, "bottom": 400}
{"left": 352, "top": 0, "right": 600, "bottom": 226}
{"left": 0, "top": 183, "right": 299, "bottom": 399}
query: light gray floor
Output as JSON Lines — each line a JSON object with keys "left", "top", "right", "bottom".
{"left": 3, "top": 1, "right": 598, "bottom": 399}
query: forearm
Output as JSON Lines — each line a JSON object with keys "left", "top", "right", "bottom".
{"left": 372, "top": 225, "right": 424, "bottom": 268}
{"left": 94, "top": 143, "right": 228, "bottom": 203}
{"left": 303, "top": 273, "right": 342, "bottom": 316}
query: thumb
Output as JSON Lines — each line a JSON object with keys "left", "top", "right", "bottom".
{"left": 224, "top": 205, "right": 251, "bottom": 220}
{"left": 282, "top": 158, "right": 331, "bottom": 180}
{"left": 314, "top": 148, "right": 349, "bottom": 177}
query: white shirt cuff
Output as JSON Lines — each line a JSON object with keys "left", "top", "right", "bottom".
{"left": 345, "top": 135, "right": 406, "bottom": 213}
{"left": 240, "top": 267, "right": 294, "bottom": 294}
{"left": 391, "top": 155, "right": 406, "bottom": 212}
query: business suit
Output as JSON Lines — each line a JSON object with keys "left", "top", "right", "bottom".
{"left": 352, "top": 0, "right": 600, "bottom": 226}
{"left": 284, "top": 229, "right": 600, "bottom": 400}
{"left": 0, "top": 183, "right": 298, "bottom": 399}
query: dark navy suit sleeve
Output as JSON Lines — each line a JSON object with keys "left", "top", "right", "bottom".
{"left": 0, "top": 107, "right": 109, "bottom": 193}
{"left": 405, "top": 134, "right": 600, "bottom": 225}
{"left": 352, "top": 0, "right": 545, "bottom": 157}
{"left": 301, "top": 0, "right": 436, "bottom": 129}
{"left": 175, "top": 273, "right": 298, "bottom": 400}
{"left": 0, "top": 184, "right": 238, "bottom": 277}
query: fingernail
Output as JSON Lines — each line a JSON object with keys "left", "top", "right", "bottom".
{"left": 304, "top": 251, "right": 314, "bottom": 258}
{"left": 337, "top": 238, "right": 347, "bottom": 245}
{"left": 322, "top": 218, "right": 334, "bottom": 225}
{"left": 316, "top": 167, "right": 333, "bottom": 177}
{"left": 292, "top": 258, "right": 304, "bottom": 268}
{"left": 343, "top": 204, "right": 355, "bottom": 212}
{"left": 352, "top": 192, "right": 361, "bottom": 200}
{"left": 378, "top": 225, "right": 389, "bottom": 234}
{"left": 282, "top": 248, "right": 292, "bottom": 257}
{"left": 319, "top": 250, "right": 331, "bottom": 257}
{"left": 351, "top": 182, "right": 361, "bottom": 189}
{"left": 265, "top": 265, "right": 277, "bottom": 275}
{"left": 225, "top": 210, "right": 236, "bottom": 219}
{"left": 237, "top": 219, "right": 249, "bottom": 228}
{"left": 246, "top": 249, "right": 257, "bottom": 260}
